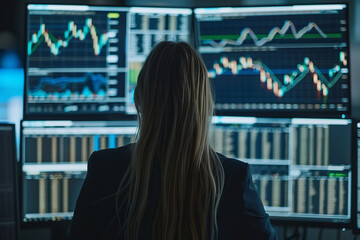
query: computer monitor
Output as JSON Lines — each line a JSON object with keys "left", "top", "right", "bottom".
{"left": 25, "top": 4, "right": 192, "bottom": 118}
{"left": 195, "top": 4, "right": 350, "bottom": 118}
{"left": 356, "top": 122, "right": 360, "bottom": 231}
{"left": 19, "top": 117, "right": 352, "bottom": 224}
{"left": 20, "top": 120, "right": 136, "bottom": 222}
{"left": 0, "top": 124, "right": 19, "bottom": 239}
{"left": 211, "top": 117, "right": 351, "bottom": 224}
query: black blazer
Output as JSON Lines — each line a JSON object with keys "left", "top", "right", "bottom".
{"left": 69, "top": 144, "right": 276, "bottom": 240}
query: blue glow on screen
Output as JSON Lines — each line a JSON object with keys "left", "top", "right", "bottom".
{"left": 0, "top": 50, "right": 24, "bottom": 121}
{"left": 0, "top": 51, "right": 22, "bottom": 69}
{"left": 0, "top": 68, "right": 24, "bottom": 101}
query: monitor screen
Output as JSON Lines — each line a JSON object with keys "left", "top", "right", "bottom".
{"left": 211, "top": 117, "right": 351, "bottom": 223}
{"left": 195, "top": 4, "right": 350, "bottom": 118}
{"left": 25, "top": 5, "right": 192, "bottom": 118}
{"left": 20, "top": 120, "right": 137, "bottom": 222}
{"left": 0, "top": 124, "right": 18, "bottom": 239}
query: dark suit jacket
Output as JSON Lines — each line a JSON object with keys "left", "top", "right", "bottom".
{"left": 69, "top": 144, "right": 276, "bottom": 239}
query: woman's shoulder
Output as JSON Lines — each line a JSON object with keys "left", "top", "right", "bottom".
{"left": 216, "top": 152, "right": 249, "bottom": 180}
{"left": 91, "top": 143, "right": 133, "bottom": 164}
{"left": 92, "top": 143, "right": 134, "bottom": 160}
{"left": 79, "top": 144, "right": 134, "bottom": 201}
{"left": 87, "top": 143, "right": 134, "bottom": 179}
{"left": 216, "top": 153, "right": 277, "bottom": 239}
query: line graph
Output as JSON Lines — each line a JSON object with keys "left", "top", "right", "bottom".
{"left": 208, "top": 51, "right": 347, "bottom": 101}
{"left": 28, "top": 73, "right": 107, "bottom": 100}
{"left": 202, "top": 21, "right": 328, "bottom": 48}
{"left": 197, "top": 6, "right": 349, "bottom": 114}
{"left": 25, "top": 7, "right": 130, "bottom": 115}
{"left": 28, "top": 18, "right": 108, "bottom": 56}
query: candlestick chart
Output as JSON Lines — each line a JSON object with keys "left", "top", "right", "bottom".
{"left": 207, "top": 51, "right": 347, "bottom": 102}
{"left": 27, "top": 13, "right": 112, "bottom": 68}
{"left": 203, "top": 48, "right": 348, "bottom": 112}
{"left": 28, "top": 18, "right": 108, "bottom": 57}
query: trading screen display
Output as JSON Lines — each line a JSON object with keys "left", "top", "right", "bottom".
{"left": 26, "top": 5, "right": 192, "bottom": 117}
{"left": 21, "top": 121, "right": 136, "bottom": 222}
{"left": 20, "top": 117, "right": 352, "bottom": 223}
{"left": 0, "top": 125, "right": 18, "bottom": 239}
{"left": 211, "top": 117, "right": 351, "bottom": 222}
{"left": 195, "top": 5, "right": 349, "bottom": 117}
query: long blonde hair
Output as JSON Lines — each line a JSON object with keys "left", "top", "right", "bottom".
{"left": 117, "top": 41, "right": 224, "bottom": 240}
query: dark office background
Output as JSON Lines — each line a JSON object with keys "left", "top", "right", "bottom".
{"left": 0, "top": 0, "right": 359, "bottom": 239}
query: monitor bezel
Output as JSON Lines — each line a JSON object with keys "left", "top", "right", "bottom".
{"left": 194, "top": 3, "right": 353, "bottom": 226}
{"left": 211, "top": 116, "right": 353, "bottom": 227}
{"left": 23, "top": 3, "right": 194, "bottom": 121}
{"left": 0, "top": 123, "right": 20, "bottom": 239}
{"left": 194, "top": 3, "right": 351, "bottom": 119}
{"left": 19, "top": 119, "right": 82, "bottom": 226}
{"left": 352, "top": 121, "right": 360, "bottom": 233}
{"left": 19, "top": 119, "right": 138, "bottom": 226}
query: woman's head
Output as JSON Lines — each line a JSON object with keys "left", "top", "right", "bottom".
{"left": 134, "top": 41, "right": 214, "bottom": 142}
{"left": 120, "top": 41, "right": 223, "bottom": 240}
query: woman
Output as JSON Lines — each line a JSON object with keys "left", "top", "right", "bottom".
{"left": 69, "top": 41, "right": 276, "bottom": 240}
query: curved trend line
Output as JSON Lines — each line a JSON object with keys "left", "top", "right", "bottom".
{"left": 206, "top": 21, "right": 328, "bottom": 47}
{"left": 29, "top": 73, "right": 107, "bottom": 94}
{"left": 28, "top": 19, "right": 108, "bottom": 56}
